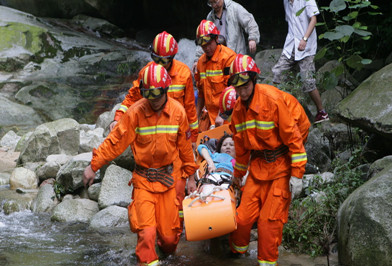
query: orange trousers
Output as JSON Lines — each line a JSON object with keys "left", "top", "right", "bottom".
{"left": 229, "top": 176, "right": 291, "bottom": 262}
{"left": 128, "top": 187, "right": 180, "bottom": 265}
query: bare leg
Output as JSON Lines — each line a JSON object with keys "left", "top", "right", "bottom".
{"left": 308, "top": 89, "right": 323, "bottom": 112}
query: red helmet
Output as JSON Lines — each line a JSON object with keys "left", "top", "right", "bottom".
{"left": 151, "top": 31, "right": 178, "bottom": 57}
{"left": 140, "top": 63, "right": 171, "bottom": 99}
{"left": 219, "top": 86, "right": 237, "bottom": 120}
{"left": 196, "top": 20, "right": 220, "bottom": 45}
{"left": 229, "top": 54, "right": 261, "bottom": 87}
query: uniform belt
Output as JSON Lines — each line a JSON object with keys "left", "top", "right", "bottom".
{"left": 251, "top": 145, "right": 289, "bottom": 163}
{"left": 215, "top": 167, "right": 233, "bottom": 175}
{"left": 135, "top": 164, "right": 174, "bottom": 187}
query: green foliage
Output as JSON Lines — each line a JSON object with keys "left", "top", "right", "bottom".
{"left": 275, "top": 71, "right": 306, "bottom": 103}
{"left": 283, "top": 143, "right": 367, "bottom": 257}
{"left": 316, "top": 0, "right": 380, "bottom": 90}
{"left": 53, "top": 181, "right": 65, "bottom": 200}
{"left": 116, "top": 60, "right": 141, "bottom": 76}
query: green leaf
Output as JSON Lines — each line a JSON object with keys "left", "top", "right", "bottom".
{"left": 354, "top": 29, "right": 372, "bottom": 37}
{"left": 370, "top": 5, "right": 379, "bottom": 10}
{"left": 315, "top": 47, "right": 327, "bottom": 61}
{"left": 341, "top": 35, "right": 350, "bottom": 43}
{"left": 361, "top": 36, "right": 371, "bottom": 40}
{"left": 296, "top": 6, "right": 306, "bottom": 16}
{"left": 346, "top": 54, "right": 363, "bottom": 70}
{"left": 368, "top": 12, "right": 382, "bottom": 16}
{"left": 335, "top": 25, "right": 355, "bottom": 37}
{"left": 361, "top": 59, "right": 372, "bottom": 65}
{"left": 332, "top": 64, "right": 345, "bottom": 77}
{"left": 323, "top": 31, "right": 344, "bottom": 41}
{"left": 330, "top": 0, "right": 346, "bottom": 13}
{"left": 348, "top": 11, "right": 358, "bottom": 19}
{"left": 316, "top": 22, "right": 325, "bottom": 26}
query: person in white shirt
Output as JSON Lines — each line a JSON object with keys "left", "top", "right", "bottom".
{"left": 272, "top": 0, "right": 329, "bottom": 124}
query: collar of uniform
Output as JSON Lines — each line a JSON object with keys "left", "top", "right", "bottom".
{"left": 203, "top": 44, "right": 222, "bottom": 63}
{"left": 141, "top": 97, "right": 171, "bottom": 118}
{"left": 167, "top": 59, "right": 178, "bottom": 77}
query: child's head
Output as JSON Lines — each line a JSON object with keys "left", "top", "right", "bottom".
{"left": 217, "top": 132, "right": 235, "bottom": 158}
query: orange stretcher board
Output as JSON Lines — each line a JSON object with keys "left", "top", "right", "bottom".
{"left": 184, "top": 124, "right": 236, "bottom": 241}
{"left": 183, "top": 187, "right": 237, "bottom": 241}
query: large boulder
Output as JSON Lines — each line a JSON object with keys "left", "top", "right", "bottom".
{"left": 337, "top": 160, "right": 392, "bottom": 265}
{"left": 337, "top": 63, "right": 392, "bottom": 139}
{"left": 18, "top": 118, "right": 80, "bottom": 164}
{"left": 98, "top": 165, "right": 133, "bottom": 209}
{"left": 89, "top": 205, "right": 129, "bottom": 228}
{"left": 51, "top": 198, "right": 99, "bottom": 223}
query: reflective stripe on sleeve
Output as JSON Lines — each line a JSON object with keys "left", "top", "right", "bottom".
{"left": 118, "top": 105, "right": 128, "bottom": 113}
{"left": 291, "top": 152, "right": 307, "bottom": 163}
{"left": 146, "top": 259, "right": 159, "bottom": 266}
{"left": 234, "top": 162, "right": 247, "bottom": 172}
{"left": 189, "top": 120, "right": 199, "bottom": 130}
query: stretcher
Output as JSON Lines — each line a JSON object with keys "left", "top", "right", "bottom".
{"left": 183, "top": 124, "right": 237, "bottom": 241}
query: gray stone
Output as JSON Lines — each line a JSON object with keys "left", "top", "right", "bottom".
{"left": 98, "top": 165, "right": 133, "bottom": 209}
{"left": 90, "top": 205, "right": 129, "bottom": 228}
{"left": 87, "top": 183, "right": 101, "bottom": 201}
{"left": 18, "top": 118, "right": 80, "bottom": 164}
{"left": 51, "top": 198, "right": 99, "bottom": 223}
{"left": 338, "top": 163, "right": 392, "bottom": 265}
{"left": 31, "top": 183, "right": 58, "bottom": 213}
{"left": 337, "top": 63, "right": 392, "bottom": 139}
{"left": 9, "top": 167, "right": 38, "bottom": 190}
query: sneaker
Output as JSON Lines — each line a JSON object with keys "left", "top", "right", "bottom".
{"left": 314, "top": 110, "right": 329, "bottom": 124}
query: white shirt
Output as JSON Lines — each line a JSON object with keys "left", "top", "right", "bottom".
{"left": 283, "top": 0, "right": 319, "bottom": 61}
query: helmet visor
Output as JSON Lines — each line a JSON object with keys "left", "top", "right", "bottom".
{"left": 140, "top": 87, "right": 168, "bottom": 100}
{"left": 228, "top": 72, "right": 251, "bottom": 87}
{"left": 195, "top": 35, "right": 213, "bottom": 46}
{"left": 151, "top": 53, "right": 173, "bottom": 65}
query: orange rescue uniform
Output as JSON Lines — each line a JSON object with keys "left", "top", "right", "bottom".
{"left": 114, "top": 60, "right": 199, "bottom": 143}
{"left": 229, "top": 84, "right": 307, "bottom": 264}
{"left": 91, "top": 97, "right": 198, "bottom": 265}
{"left": 195, "top": 44, "right": 236, "bottom": 128}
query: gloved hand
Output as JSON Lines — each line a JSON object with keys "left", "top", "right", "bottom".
{"left": 289, "top": 176, "right": 302, "bottom": 200}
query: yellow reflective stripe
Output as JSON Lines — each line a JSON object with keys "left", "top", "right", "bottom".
{"left": 235, "top": 120, "right": 275, "bottom": 132}
{"left": 135, "top": 125, "right": 180, "bottom": 136}
{"left": 179, "top": 210, "right": 183, "bottom": 218}
{"left": 234, "top": 162, "right": 247, "bottom": 172}
{"left": 118, "top": 105, "right": 128, "bottom": 113}
{"left": 291, "top": 152, "right": 307, "bottom": 163}
{"left": 231, "top": 243, "right": 248, "bottom": 253}
{"left": 189, "top": 120, "right": 198, "bottom": 130}
{"left": 168, "top": 84, "right": 185, "bottom": 93}
{"left": 147, "top": 259, "right": 159, "bottom": 266}
{"left": 206, "top": 69, "right": 223, "bottom": 77}
{"left": 200, "top": 72, "right": 206, "bottom": 79}
{"left": 258, "top": 260, "right": 277, "bottom": 266}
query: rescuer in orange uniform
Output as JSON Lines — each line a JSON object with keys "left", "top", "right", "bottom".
{"left": 227, "top": 54, "right": 308, "bottom": 266}
{"left": 83, "top": 63, "right": 198, "bottom": 266}
{"left": 110, "top": 31, "right": 198, "bottom": 144}
{"left": 194, "top": 20, "right": 236, "bottom": 131}
{"left": 109, "top": 31, "right": 198, "bottom": 232}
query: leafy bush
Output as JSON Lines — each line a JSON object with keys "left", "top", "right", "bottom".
{"left": 283, "top": 144, "right": 367, "bottom": 257}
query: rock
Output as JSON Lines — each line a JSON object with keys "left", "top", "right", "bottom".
{"left": 0, "top": 149, "right": 19, "bottom": 173}
{"left": 338, "top": 162, "right": 392, "bottom": 265}
{"left": 304, "top": 128, "right": 331, "bottom": 172}
{"left": 87, "top": 183, "right": 101, "bottom": 201}
{"left": 9, "top": 167, "right": 38, "bottom": 190}
{"left": 51, "top": 198, "right": 99, "bottom": 223}
{"left": 0, "top": 130, "right": 21, "bottom": 151}
{"left": 98, "top": 165, "right": 133, "bottom": 209}
{"left": 18, "top": 118, "right": 80, "bottom": 164}
{"left": 79, "top": 127, "right": 104, "bottom": 153}
{"left": 0, "top": 189, "right": 37, "bottom": 214}
{"left": 56, "top": 152, "right": 92, "bottom": 192}
{"left": 254, "top": 48, "right": 282, "bottom": 81}
{"left": 31, "top": 183, "right": 58, "bottom": 213}
{"left": 90, "top": 205, "right": 129, "bottom": 228}
{"left": 337, "top": 63, "right": 392, "bottom": 139}
{"left": 0, "top": 96, "right": 43, "bottom": 128}
{"left": 36, "top": 160, "right": 61, "bottom": 183}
